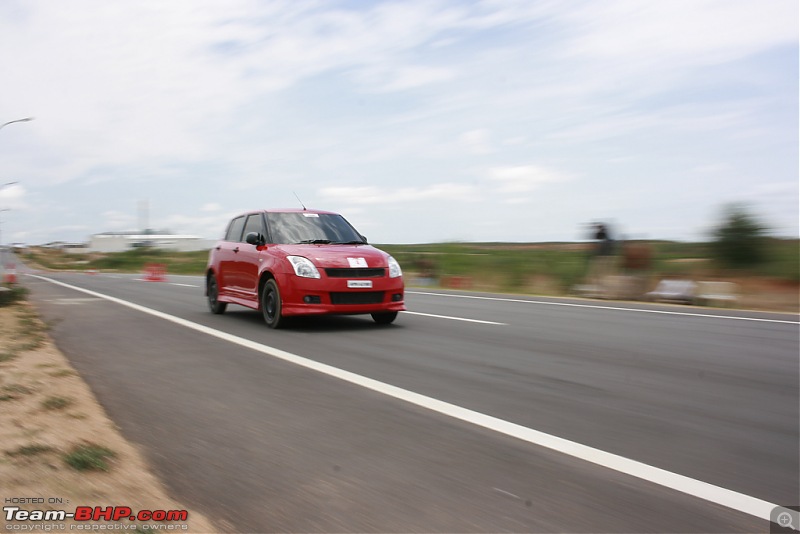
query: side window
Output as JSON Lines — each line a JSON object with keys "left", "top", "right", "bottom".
{"left": 225, "top": 217, "right": 246, "bottom": 242}
{"left": 243, "top": 214, "right": 265, "bottom": 242}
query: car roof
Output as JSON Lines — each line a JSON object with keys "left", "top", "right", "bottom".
{"left": 234, "top": 208, "right": 340, "bottom": 218}
{"left": 266, "top": 208, "right": 338, "bottom": 214}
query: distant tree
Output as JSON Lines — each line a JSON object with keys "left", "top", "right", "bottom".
{"left": 710, "top": 203, "right": 768, "bottom": 268}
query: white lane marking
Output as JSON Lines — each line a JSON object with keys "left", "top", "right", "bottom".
{"left": 27, "top": 273, "right": 784, "bottom": 522}
{"left": 43, "top": 297, "right": 104, "bottom": 305}
{"left": 492, "top": 488, "right": 522, "bottom": 500}
{"left": 408, "top": 291, "right": 800, "bottom": 325}
{"left": 402, "top": 311, "right": 506, "bottom": 325}
{"left": 87, "top": 273, "right": 197, "bottom": 287}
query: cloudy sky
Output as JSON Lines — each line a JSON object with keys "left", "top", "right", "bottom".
{"left": 0, "top": 0, "right": 797, "bottom": 245}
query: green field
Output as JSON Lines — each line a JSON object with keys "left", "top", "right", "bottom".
{"left": 380, "top": 239, "right": 799, "bottom": 292}
{"left": 22, "top": 248, "right": 209, "bottom": 276}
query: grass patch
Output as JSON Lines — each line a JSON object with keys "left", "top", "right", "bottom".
{"left": 63, "top": 443, "right": 116, "bottom": 472}
{"left": 17, "top": 315, "right": 39, "bottom": 329}
{"left": 7, "top": 444, "right": 55, "bottom": 457}
{"left": 11, "top": 306, "right": 48, "bottom": 352}
{"left": 41, "top": 396, "right": 73, "bottom": 410}
{"left": 0, "top": 352, "right": 18, "bottom": 363}
{"left": 3, "top": 384, "right": 33, "bottom": 395}
{"left": 17, "top": 335, "right": 46, "bottom": 352}
{"left": 0, "top": 285, "right": 29, "bottom": 306}
{"left": 49, "top": 369, "right": 76, "bottom": 377}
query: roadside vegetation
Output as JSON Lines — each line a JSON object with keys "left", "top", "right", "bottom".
{"left": 383, "top": 238, "right": 799, "bottom": 288}
{"left": 22, "top": 238, "right": 798, "bottom": 287}
{"left": 16, "top": 202, "right": 798, "bottom": 312}
{"left": 22, "top": 247, "right": 208, "bottom": 275}
{"left": 19, "top": 236, "right": 798, "bottom": 312}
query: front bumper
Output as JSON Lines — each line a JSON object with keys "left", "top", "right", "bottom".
{"left": 277, "top": 273, "right": 406, "bottom": 317}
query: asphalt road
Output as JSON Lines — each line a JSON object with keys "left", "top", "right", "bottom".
{"left": 19, "top": 264, "right": 800, "bottom": 533}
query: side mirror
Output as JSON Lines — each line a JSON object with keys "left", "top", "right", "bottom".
{"left": 245, "top": 232, "right": 265, "bottom": 246}
{"left": 360, "top": 235, "right": 368, "bottom": 243}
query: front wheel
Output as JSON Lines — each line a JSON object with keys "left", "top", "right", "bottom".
{"left": 261, "top": 279, "right": 284, "bottom": 329}
{"left": 207, "top": 274, "right": 227, "bottom": 314}
{"left": 371, "top": 311, "right": 398, "bottom": 325}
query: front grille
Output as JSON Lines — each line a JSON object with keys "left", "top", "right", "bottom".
{"left": 325, "top": 268, "right": 385, "bottom": 278}
{"left": 330, "top": 291, "right": 385, "bottom": 305}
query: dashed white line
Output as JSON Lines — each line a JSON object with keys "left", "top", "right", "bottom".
{"left": 492, "top": 488, "right": 522, "bottom": 500}
{"left": 408, "top": 291, "right": 799, "bottom": 325}
{"left": 170, "top": 283, "right": 200, "bottom": 288}
{"left": 402, "top": 311, "right": 505, "bottom": 325}
{"left": 28, "top": 273, "right": 783, "bottom": 522}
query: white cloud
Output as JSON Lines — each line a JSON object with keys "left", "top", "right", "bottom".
{"left": 488, "top": 165, "right": 568, "bottom": 194}
{"left": 201, "top": 203, "right": 222, "bottom": 212}
{"left": 321, "top": 182, "right": 478, "bottom": 205}
{"left": 358, "top": 65, "right": 457, "bottom": 92}
{"left": 101, "top": 210, "right": 136, "bottom": 232}
{"left": 161, "top": 213, "right": 231, "bottom": 239}
{"left": 0, "top": 184, "right": 27, "bottom": 210}
{"left": 562, "top": 0, "right": 797, "bottom": 66}
{"left": 460, "top": 129, "right": 492, "bottom": 154}
{"left": 747, "top": 181, "right": 799, "bottom": 199}
{"left": 0, "top": 0, "right": 795, "bottom": 243}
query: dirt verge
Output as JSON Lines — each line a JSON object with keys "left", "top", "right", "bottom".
{"left": 0, "top": 297, "right": 218, "bottom": 533}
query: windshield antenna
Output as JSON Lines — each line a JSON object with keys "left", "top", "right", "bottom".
{"left": 293, "top": 191, "right": 307, "bottom": 211}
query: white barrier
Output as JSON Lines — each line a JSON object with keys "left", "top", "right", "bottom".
{"left": 694, "top": 281, "right": 738, "bottom": 307}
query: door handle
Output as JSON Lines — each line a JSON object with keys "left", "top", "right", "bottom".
{"left": 233, "top": 247, "right": 239, "bottom": 253}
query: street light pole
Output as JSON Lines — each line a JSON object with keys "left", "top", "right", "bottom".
{"left": 0, "top": 208, "right": 9, "bottom": 270}
{"left": 0, "top": 184, "right": 18, "bottom": 259}
{"left": 0, "top": 117, "right": 34, "bottom": 131}
{"left": 0, "top": 118, "right": 32, "bottom": 280}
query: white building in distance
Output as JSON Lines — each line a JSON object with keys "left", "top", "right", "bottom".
{"left": 88, "top": 232, "right": 214, "bottom": 253}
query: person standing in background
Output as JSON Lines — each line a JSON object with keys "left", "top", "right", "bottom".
{"left": 588, "top": 222, "right": 616, "bottom": 297}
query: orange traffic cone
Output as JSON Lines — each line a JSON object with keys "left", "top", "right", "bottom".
{"left": 2, "top": 263, "right": 17, "bottom": 284}
{"left": 143, "top": 263, "right": 167, "bottom": 282}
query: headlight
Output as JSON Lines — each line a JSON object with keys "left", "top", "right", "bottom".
{"left": 287, "top": 256, "right": 320, "bottom": 279}
{"left": 387, "top": 256, "right": 402, "bottom": 278}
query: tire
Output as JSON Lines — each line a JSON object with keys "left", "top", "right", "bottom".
{"left": 207, "top": 274, "right": 227, "bottom": 314}
{"left": 261, "top": 279, "right": 284, "bottom": 329}
{"left": 371, "top": 311, "right": 398, "bottom": 325}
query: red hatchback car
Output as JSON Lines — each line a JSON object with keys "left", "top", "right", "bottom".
{"left": 206, "top": 209, "right": 405, "bottom": 328}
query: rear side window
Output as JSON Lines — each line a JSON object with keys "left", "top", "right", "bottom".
{"left": 225, "top": 216, "right": 246, "bottom": 242}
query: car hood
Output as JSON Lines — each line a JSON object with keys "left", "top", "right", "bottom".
{"left": 271, "top": 244, "right": 389, "bottom": 268}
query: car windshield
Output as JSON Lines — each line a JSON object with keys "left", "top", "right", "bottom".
{"left": 266, "top": 212, "right": 365, "bottom": 245}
